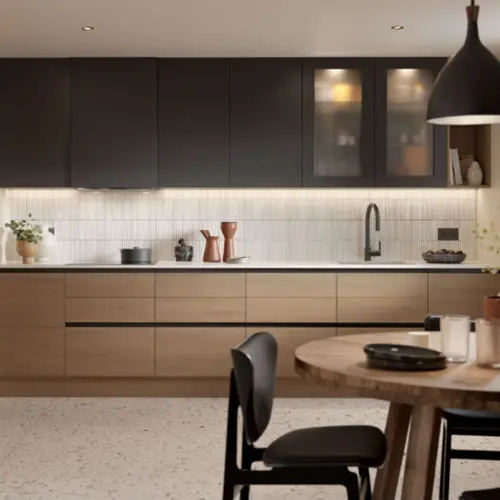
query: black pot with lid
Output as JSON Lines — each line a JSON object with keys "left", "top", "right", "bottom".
{"left": 120, "top": 247, "right": 152, "bottom": 265}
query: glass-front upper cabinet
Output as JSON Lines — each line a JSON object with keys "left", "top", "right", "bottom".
{"left": 374, "top": 58, "right": 447, "bottom": 187}
{"left": 303, "top": 59, "right": 375, "bottom": 187}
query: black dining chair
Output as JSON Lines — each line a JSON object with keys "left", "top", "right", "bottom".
{"left": 222, "top": 331, "right": 387, "bottom": 500}
{"left": 460, "top": 488, "right": 500, "bottom": 500}
{"left": 425, "top": 314, "right": 500, "bottom": 500}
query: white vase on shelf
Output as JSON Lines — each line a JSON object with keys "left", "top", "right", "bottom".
{"left": 37, "top": 225, "right": 59, "bottom": 263}
{"left": 467, "top": 161, "right": 484, "bottom": 186}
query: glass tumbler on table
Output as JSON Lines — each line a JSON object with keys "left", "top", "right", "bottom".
{"left": 476, "top": 319, "right": 500, "bottom": 369}
{"left": 440, "top": 315, "right": 470, "bottom": 363}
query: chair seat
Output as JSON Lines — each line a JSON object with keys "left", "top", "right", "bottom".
{"left": 262, "top": 425, "right": 386, "bottom": 468}
{"left": 444, "top": 409, "right": 500, "bottom": 428}
{"left": 460, "top": 488, "right": 500, "bottom": 500}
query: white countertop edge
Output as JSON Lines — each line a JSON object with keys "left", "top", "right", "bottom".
{"left": 0, "top": 260, "right": 491, "bottom": 270}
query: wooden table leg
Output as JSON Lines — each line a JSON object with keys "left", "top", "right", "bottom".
{"left": 373, "top": 402, "right": 412, "bottom": 500}
{"left": 401, "top": 405, "right": 441, "bottom": 500}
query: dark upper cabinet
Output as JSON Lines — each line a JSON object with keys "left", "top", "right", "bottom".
{"left": 230, "top": 59, "right": 302, "bottom": 187}
{"left": 158, "top": 59, "right": 229, "bottom": 187}
{"left": 303, "top": 58, "right": 375, "bottom": 188}
{"left": 374, "top": 58, "right": 447, "bottom": 187}
{"left": 0, "top": 59, "right": 70, "bottom": 187}
{"left": 70, "top": 58, "right": 158, "bottom": 188}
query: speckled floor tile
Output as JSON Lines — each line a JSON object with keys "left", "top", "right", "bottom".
{"left": 0, "top": 398, "right": 498, "bottom": 499}
{"left": 0, "top": 399, "right": 57, "bottom": 466}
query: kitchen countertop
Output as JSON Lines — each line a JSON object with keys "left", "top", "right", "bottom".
{"left": 0, "top": 260, "right": 492, "bottom": 273}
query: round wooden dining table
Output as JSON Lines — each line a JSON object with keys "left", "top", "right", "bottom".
{"left": 295, "top": 331, "right": 500, "bottom": 500}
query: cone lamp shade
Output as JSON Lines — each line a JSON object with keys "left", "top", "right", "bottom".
{"left": 427, "top": 0, "right": 500, "bottom": 125}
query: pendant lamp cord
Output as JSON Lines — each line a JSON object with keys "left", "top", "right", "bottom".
{"left": 470, "top": 0, "right": 475, "bottom": 6}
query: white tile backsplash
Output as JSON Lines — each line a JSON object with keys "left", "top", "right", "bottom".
{"left": 1, "top": 188, "right": 478, "bottom": 264}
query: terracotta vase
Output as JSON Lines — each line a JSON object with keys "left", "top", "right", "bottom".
{"left": 200, "top": 230, "right": 221, "bottom": 263}
{"left": 221, "top": 222, "right": 237, "bottom": 262}
{"left": 484, "top": 295, "right": 500, "bottom": 320}
{"left": 16, "top": 240, "right": 39, "bottom": 264}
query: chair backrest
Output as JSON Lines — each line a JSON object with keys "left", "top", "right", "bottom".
{"left": 230, "top": 332, "right": 277, "bottom": 444}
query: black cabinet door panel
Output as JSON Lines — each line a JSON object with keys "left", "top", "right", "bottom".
{"left": 0, "top": 59, "right": 70, "bottom": 187}
{"left": 302, "top": 58, "right": 375, "bottom": 187}
{"left": 70, "top": 58, "right": 158, "bottom": 188}
{"left": 158, "top": 59, "right": 229, "bottom": 187}
{"left": 230, "top": 59, "right": 302, "bottom": 187}
{"left": 374, "top": 58, "right": 447, "bottom": 187}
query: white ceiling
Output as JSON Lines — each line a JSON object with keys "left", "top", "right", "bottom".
{"left": 1, "top": 0, "right": 499, "bottom": 57}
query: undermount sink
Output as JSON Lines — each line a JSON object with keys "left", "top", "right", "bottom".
{"left": 337, "top": 261, "right": 414, "bottom": 265}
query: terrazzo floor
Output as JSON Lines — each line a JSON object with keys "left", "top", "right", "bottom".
{"left": 0, "top": 398, "right": 498, "bottom": 499}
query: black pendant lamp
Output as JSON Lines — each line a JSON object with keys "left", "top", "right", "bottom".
{"left": 427, "top": 0, "right": 500, "bottom": 125}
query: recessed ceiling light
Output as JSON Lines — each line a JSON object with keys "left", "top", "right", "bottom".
{"left": 81, "top": 26, "right": 94, "bottom": 31}
{"left": 391, "top": 25, "right": 404, "bottom": 31}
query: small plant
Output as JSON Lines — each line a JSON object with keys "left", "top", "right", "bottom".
{"left": 5, "top": 214, "right": 43, "bottom": 244}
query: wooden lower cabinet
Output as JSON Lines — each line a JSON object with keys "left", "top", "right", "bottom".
{"left": 429, "top": 274, "right": 500, "bottom": 318}
{"left": 66, "top": 298, "right": 154, "bottom": 323}
{"left": 0, "top": 327, "right": 64, "bottom": 377}
{"left": 155, "top": 298, "right": 245, "bottom": 322}
{"left": 246, "top": 327, "right": 336, "bottom": 378}
{"left": 246, "top": 298, "right": 337, "bottom": 323}
{"left": 65, "top": 328, "right": 154, "bottom": 377}
{"left": 337, "top": 327, "right": 413, "bottom": 336}
{"left": 0, "top": 273, "right": 64, "bottom": 327}
{"left": 155, "top": 327, "right": 245, "bottom": 377}
{"left": 338, "top": 298, "right": 427, "bottom": 323}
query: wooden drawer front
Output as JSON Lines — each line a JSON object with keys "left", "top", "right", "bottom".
{"left": 246, "top": 273, "right": 337, "bottom": 298}
{"left": 66, "top": 298, "right": 154, "bottom": 323}
{"left": 155, "top": 327, "right": 245, "bottom": 377}
{"left": 0, "top": 273, "right": 64, "bottom": 296}
{"left": 0, "top": 327, "right": 64, "bottom": 377}
{"left": 247, "top": 298, "right": 337, "bottom": 323}
{"left": 66, "top": 328, "right": 154, "bottom": 377}
{"left": 0, "top": 274, "right": 64, "bottom": 327}
{"left": 337, "top": 327, "right": 413, "bottom": 337}
{"left": 66, "top": 273, "right": 154, "bottom": 297}
{"left": 338, "top": 298, "right": 427, "bottom": 323}
{"left": 155, "top": 273, "right": 245, "bottom": 297}
{"left": 338, "top": 273, "right": 427, "bottom": 298}
{"left": 429, "top": 274, "right": 500, "bottom": 317}
{"left": 156, "top": 298, "right": 245, "bottom": 323}
{"left": 247, "top": 327, "right": 336, "bottom": 378}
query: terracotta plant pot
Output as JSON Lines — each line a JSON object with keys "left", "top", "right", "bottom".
{"left": 16, "top": 240, "right": 39, "bottom": 264}
{"left": 484, "top": 295, "right": 500, "bottom": 320}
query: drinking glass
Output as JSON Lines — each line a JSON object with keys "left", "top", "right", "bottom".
{"left": 476, "top": 319, "right": 500, "bottom": 369}
{"left": 440, "top": 315, "right": 470, "bottom": 363}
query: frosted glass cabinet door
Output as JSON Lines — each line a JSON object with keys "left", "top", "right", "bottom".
{"left": 303, "top": 59, "right": 375, "bottom": 187}
{"left": 375, "top": 58, "right": 447, "bottom": 187}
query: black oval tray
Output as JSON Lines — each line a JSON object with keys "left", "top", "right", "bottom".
{"left": 364, "top": 343, "right": 447, "bottom": 371}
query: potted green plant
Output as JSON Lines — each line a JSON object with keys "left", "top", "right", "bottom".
{"left": 5, "top": 214, "right": 43, "bottom": 264}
